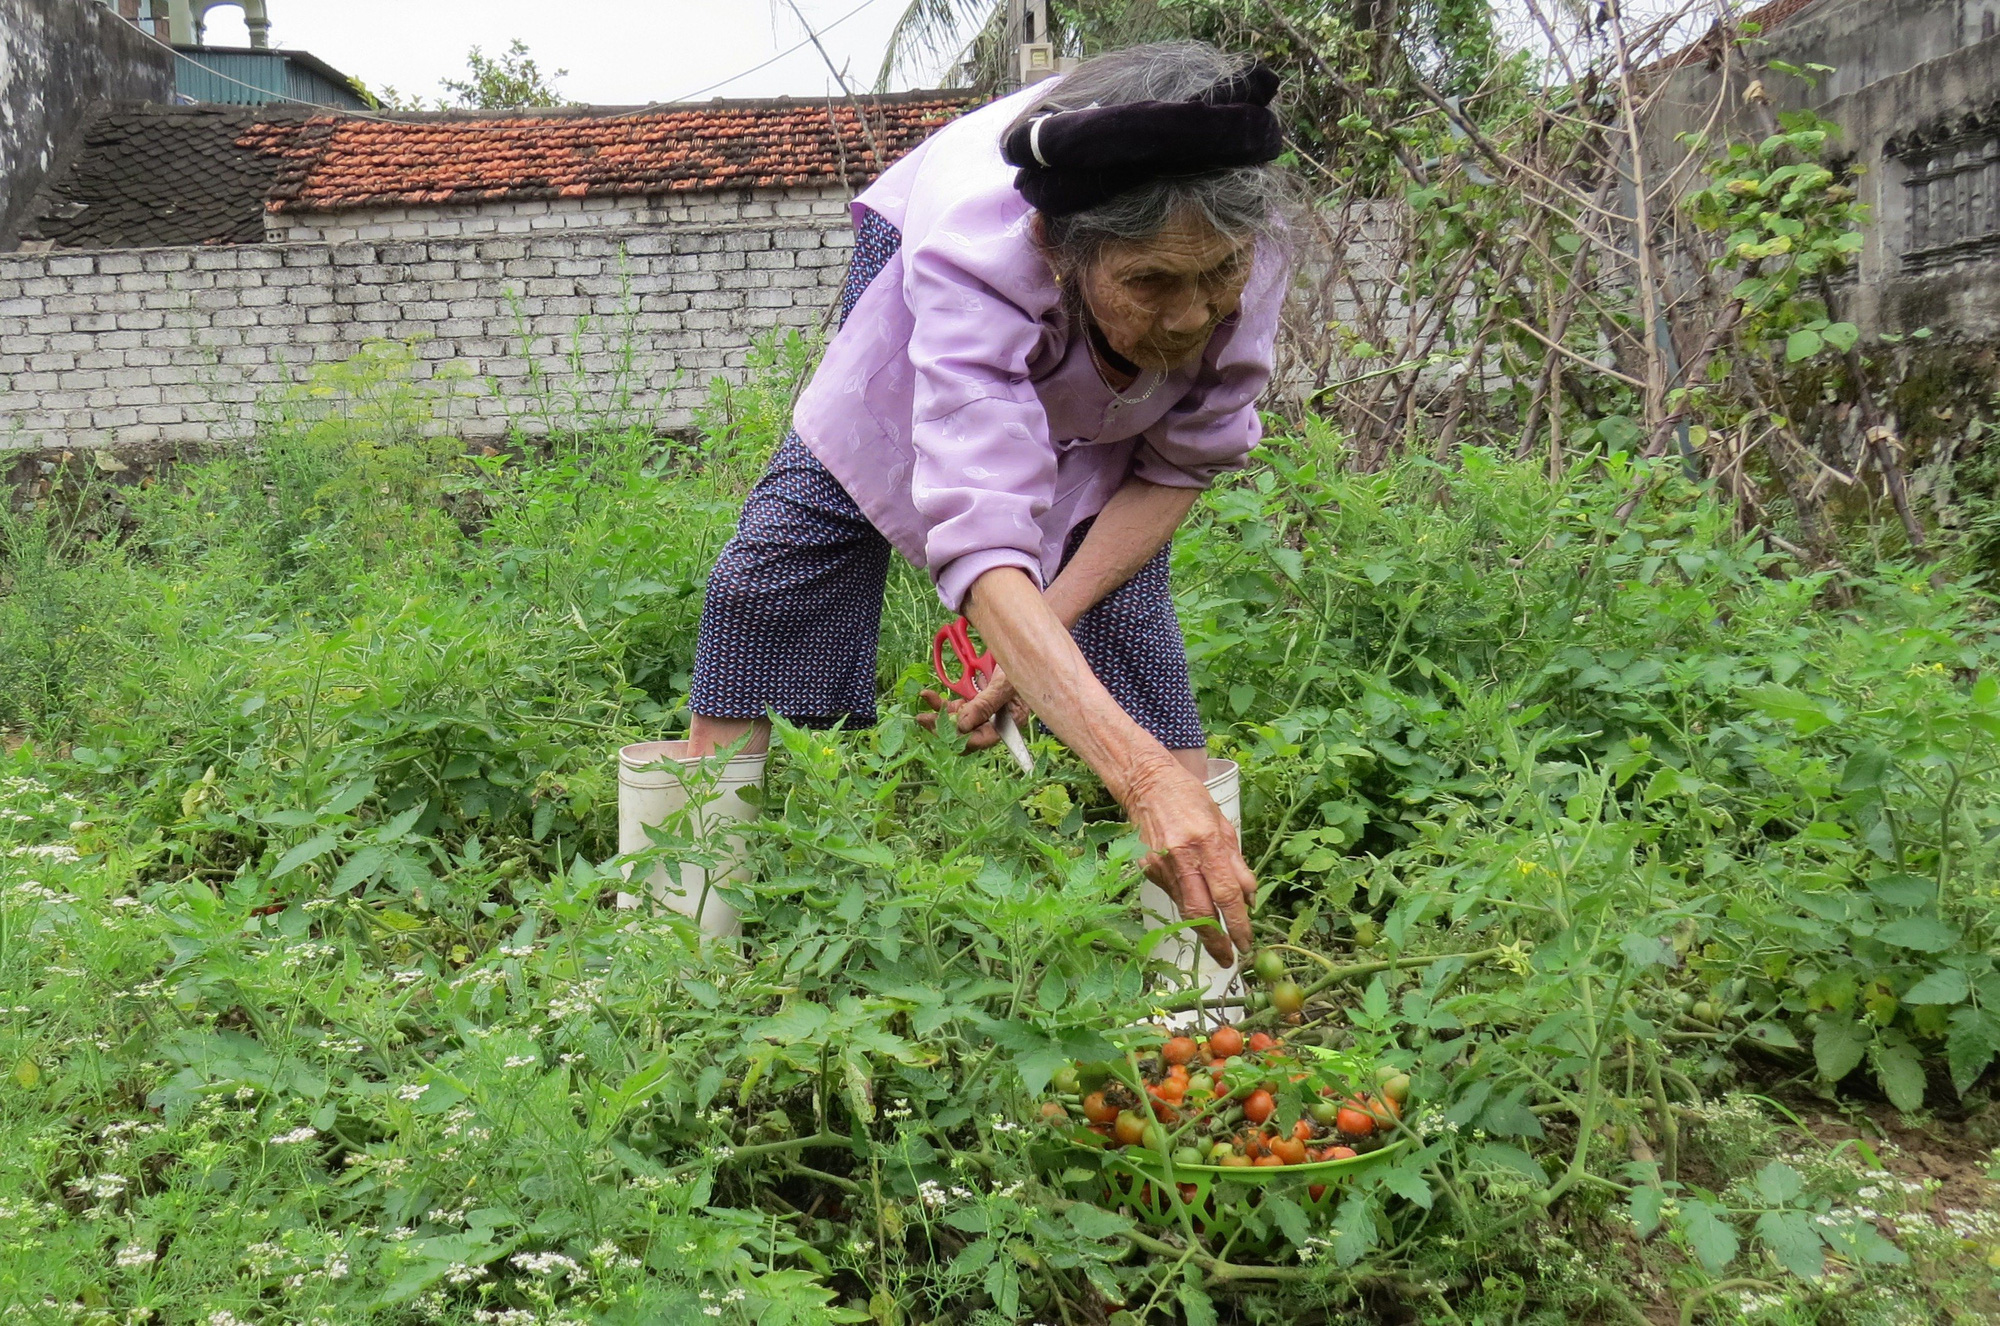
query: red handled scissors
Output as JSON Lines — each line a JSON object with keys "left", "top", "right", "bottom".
{"left": 931, "top": 616, "right": 1035, "bottom": 775}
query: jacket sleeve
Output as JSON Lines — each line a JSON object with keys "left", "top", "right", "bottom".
{"left": 1132, "top": 243, "right": 1289, "bottom": 489}
{"left": 900, "top": 194, "right": 1061, "bottom": 612}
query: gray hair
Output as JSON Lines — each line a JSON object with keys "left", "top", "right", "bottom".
{"left": 1004, "top": 42, "right": 1294, "bottom": 275}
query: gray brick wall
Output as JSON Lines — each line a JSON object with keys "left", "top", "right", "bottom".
{"left": 0, "top": 210, "right": 855, "bottom": 451}
{"left": 270, "top": 187, "right": 857, "bottom": 244}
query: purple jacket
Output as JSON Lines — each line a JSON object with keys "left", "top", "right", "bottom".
{"left": 791, "top": 86, "right": 1287, "bottom": 612}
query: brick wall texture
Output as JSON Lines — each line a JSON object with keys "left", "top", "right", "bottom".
{"left": 0, "top": 187, "right": 857, "bottom": 451}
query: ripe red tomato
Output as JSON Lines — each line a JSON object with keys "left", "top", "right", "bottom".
{"left": 1162, "top": 1035, "right": 1199, "bottom": 1066}
{"left": 1207, "top": 1026, "right": 1245, "bottom": 1059}
{"left": 1335, "top": 1103, "right": 1376, "bottom": 1137}
{"left": 1151, "top": 1078, "right": 1187, "bottom": 1104}
{"left": 1307, "top": 1183, "right": 1327, "bottom": 1201}
{"left": 1039, "top": 1100, "right": 1068, "bottom": 1123}
{"left": 1270, "top": 1137, "right": 1308, "bottom": 1165}
{"left": 1292, "top": 1118, "right": 1315, "bottom": 1141}
{"left": 1329, "top": 1145, "right": 1358, "bottom": 1159}
{"left": 1243, "top": 1089, "right": 1276, "bottom": 1125}
{"left": 1082, "top": 1092, "right": 1117, "bottom": 1125}
{"left": 1254, "top": 1154, "right": 1285, "bottom": 1167}
{"left": 1248, "top": 1031, "right": 1279, "bottom": 1054}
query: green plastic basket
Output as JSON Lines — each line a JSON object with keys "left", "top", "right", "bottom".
{"left": 1047, "top": 1130, "right": 1407, "bottom": 1243}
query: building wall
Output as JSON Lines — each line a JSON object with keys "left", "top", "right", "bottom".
{"left": 1647, "top": 0, "right": 2000, "bottom": 338}
{"left": 270, "top": 186, "right": 857, "bottom": 245}
{"left": 0, "top": 218, "right": 854, "bottom": 451}
{"left": 0, "top": 0, "right": 177, "bottom": 249}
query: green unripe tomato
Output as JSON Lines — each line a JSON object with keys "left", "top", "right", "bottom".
{"left": 1690, "top": 1000, "right": 1719, "bottom": 1025}
{"left": 1271, "top": 980, "right": 1306, "bottom": 1018}
{"left": 1311, "top": 1100, "right": 1340, "bottom": 1125}
{"left": 1252, "top": 950, "right": 1288, "bottom": 984}
{"left": 1051, "top": 1064, "right": 1081, "bottom": 1095}
{"left": 1207, "top": 1141, "right": 1235, "bottom": 1162}
{"left": 1140, "top": 1121, "right": 1170, "bottom": 1153}
{"left": 1352, "top": 919, "right": 1380, "bottom": 948}
{"left": 1382, "top": 1073, "right": 1412, "bottom": 1104}
{"left": 1173, "top": 1147, "right": 1206, "bottom": 1168}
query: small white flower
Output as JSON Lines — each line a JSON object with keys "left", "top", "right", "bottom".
{"left": 503, "top": 1054, "right": 537, "bottom": 1070}
{"left": 269, "top": 1127, "right": 318, "bottom": 1145}
{"left": 114, "top": 1243, "right": 157, "bottom": 1268}
{"left": 396, "top": 1082, "right": 430, "bottom": 1102}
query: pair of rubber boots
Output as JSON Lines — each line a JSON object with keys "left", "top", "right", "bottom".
{"left": 616, "top": 741, "right": 1245, "bottom": 1008}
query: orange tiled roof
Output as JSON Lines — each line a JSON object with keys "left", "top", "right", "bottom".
{"left": 1654, "top": 0, "right": 1827, "bottom": 72}
{"left": 238, "top": 91, "right": 979, "bottom": 214}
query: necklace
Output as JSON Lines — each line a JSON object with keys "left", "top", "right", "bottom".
{"left": 1085, "top": 320, "right": 1161, "bottom": 407}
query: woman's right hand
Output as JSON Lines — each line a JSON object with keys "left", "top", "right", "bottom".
{"left": 1121, "top": 754, "right": 1256, "bottom": 966}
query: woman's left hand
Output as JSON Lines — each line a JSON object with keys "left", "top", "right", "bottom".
{"left": 917, "top": 667, "right": 1030, "bottom": 752}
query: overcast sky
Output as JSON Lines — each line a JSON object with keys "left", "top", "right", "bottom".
{"left": 193, "top": 0, "right": 1729, "bottom": 108}
{"left": 197, "top": 0, "right": 963, "bottom": 107}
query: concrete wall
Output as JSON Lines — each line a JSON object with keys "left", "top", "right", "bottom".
{"left": 0, "top": 0, "right": 176, "bottom": 249}
{"left": 1647, "top": 0, "right": 2000, "bottom": 337}
{"left": 0, "top": 218, "right": 853, "bottom": 450}
{"left": 269, "top": 186, "right": 856, "bottom": 244}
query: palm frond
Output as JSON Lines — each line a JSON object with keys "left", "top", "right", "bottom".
{"left": 874, "top": 0, "right": 1002, "bottom": 90}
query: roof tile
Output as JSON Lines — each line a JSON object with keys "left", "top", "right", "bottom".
{"left": 241, "top": 92, "right": 978, "bottom": 214}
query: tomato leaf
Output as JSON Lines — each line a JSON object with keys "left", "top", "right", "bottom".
{"left": 1946, "top": 1007, "right": 2000, "bottom": 1094}
{"left": 1474, "top": 1143, "right": 1547, "bottom": 1182}
{"left": 1065, "top": 1204, "right": 1130, "bottom": 1241}
{"left": 1177, "top": 1283, "right": 1220, "bottom": 1326}
{"left": 1823, "top": 1217, "right": 1909, "bottom": 1267}
{"left": 1754, "top": 1210, "right": 1825, "bottom": 1281}
{"left": 1871, "top": 1040, "right": 1927, "bottom": 1112}
{"left": 1901, "top": 968, "right": 1969, "bottom": 1005}
{"left": 1629, "top": 1184, "right": 1664, "bottom": 1237}
{"left": 270, "top": 832, "right": 341, "bottom": 880}
{"left": 1813, "top": 1018, "right": 1868, "bottom": 1083}
{"left": 1876, "top": 917, "right": 1961, "bottom": 952}
{"left": 1332, "top": 1192, "right": 1379, "bottom": 1267}
{"left": 1478, "top": 1090, "right": 1546, "bottom": 1139}
{"left": 1678, "top": 1199, "right": 1739, "bottom": 1273}
{"left": 1863, "top": 874, "right": 1934, "bottom": 909}
{"left": 1378, "top": 1157, "right": 1436, "bottom": 1210}
{"left": 1754, "top": 1161, "right": 1802, "bottom": 1206}
{"left": 1264, "top": 1192, "right": 1312, "bottom": 1247}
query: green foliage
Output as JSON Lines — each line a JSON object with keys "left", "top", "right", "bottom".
{"left": 376, "top": 39, "right": 572, "bottom": 113}
{"left": 1685, "top": 111, "right": 1869, "bottom": 366}
{"left": 2, "top": 342, "right": 1997, "bottom": 1321}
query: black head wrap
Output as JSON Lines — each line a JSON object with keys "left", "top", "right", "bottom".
{"left": 1000, "top": 62, "right": 1284, "bottom": 218}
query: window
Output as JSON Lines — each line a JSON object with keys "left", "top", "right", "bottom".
{"left": 1893, "top": 124, "right": 2000, "bottom": 269}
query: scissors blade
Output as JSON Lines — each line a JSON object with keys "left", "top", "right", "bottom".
{"left": 994, "top": 711, "right": 1034, "bottom": 776}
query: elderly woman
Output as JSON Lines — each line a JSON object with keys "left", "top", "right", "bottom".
{"left": 654, "top": 42, "right": 1288, "bottom": 966}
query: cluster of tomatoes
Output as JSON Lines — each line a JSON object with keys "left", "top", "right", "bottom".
{"left": 1043, "top": 1023, "right": 1412, "bottom": 1184}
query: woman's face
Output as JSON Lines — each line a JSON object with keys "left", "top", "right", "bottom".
{"left": 1076, "top": 212, "right": 1253, "bottom": 373}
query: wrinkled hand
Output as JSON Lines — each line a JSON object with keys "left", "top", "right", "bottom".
{"left": 1125, "top": 757, "right": 1256, "bottom": 966}
{"left": 916, "top": 666, "right": 1031, "bottom": 753}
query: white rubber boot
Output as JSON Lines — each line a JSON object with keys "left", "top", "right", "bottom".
{"left": 1141, "top": 757, "right": 1245, "bottom": 1023}
{"left": 616, "top": 740, "right": 765, "bottom": 937}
